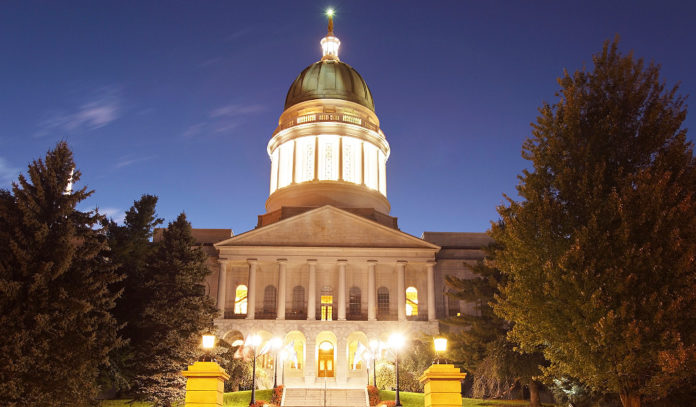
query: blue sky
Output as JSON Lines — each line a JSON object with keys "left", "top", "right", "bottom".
{"left": 1, "top": 1, "right": 695, "bottom": 236}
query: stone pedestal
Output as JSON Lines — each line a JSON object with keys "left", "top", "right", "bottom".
{"left": 418, "top": 364, "right": 466, "bottom": 407}
{"left": 181, "top": 361, "right": 230, "bottom": 407}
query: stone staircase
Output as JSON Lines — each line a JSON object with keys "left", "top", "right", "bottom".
{"left": 282, "top": 388, "right": 368, "bottom": 407}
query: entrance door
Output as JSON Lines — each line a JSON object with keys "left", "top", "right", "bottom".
{"left": 317, "top": 341, "right": 334, "bottom": 377}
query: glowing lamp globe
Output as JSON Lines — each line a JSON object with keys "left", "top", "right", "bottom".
{"left": 270, "top": 337, "right": 283, "bottom": 350}
{"left": 388, "top": 333, "right": 405, "bottom": 350}
{"left": 202, "top": 334, "right": 216, "bottom": 350}
{"left": 246, "top": 334, "right": 262, "bottom": 349}
{"left": 434, "top": 337, "right": 448, "bottom": 353}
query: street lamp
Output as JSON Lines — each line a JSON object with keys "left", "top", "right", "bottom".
{"left": 369, "top": 339, "right": 379, "bottom": 387}
{"left": 201, "top": 333, "right": 216, "bottom": 361}
{"left": 433, "top": 337, "right": 447, "bottom": 364}
{"left": 246, "top": 334, "right": 262, "bottom": 407}
{"left": 388, "top": 333, "right": 405, "bottom": 407}
{"left": 270, "top": 337, "right": 283, "bottom": 388}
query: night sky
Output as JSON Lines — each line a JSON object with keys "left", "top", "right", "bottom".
{"left": 1, "top": 1, "right": 695, "bottom": 237}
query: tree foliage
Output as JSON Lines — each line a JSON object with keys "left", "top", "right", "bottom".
{"left": 492, "top": 39, "right": 696, "bottom": 407}
{"left": 103, "top": 195, "right": 163, "bottom": 391}
{"left": 129, "top": 213, "right": 218, "bottom": 406}
{"left": 0, "top": 142, "right": 121, "bottom": 406}
{"left": 446, "top": 258, "right": 545, "bottom": 405}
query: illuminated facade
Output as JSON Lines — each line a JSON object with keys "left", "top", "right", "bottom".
{"left": 194, "top": 17, "right": 489, "bottom": 389}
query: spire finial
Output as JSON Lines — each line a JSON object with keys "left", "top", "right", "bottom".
{"left": 320, "top": 8, "right": 340, "bottom": 61}
{"left": 326, "top": 8, "right": 335, "bottom": 34}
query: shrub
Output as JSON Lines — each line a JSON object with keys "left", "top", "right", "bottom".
{"left": 251, "top": 400, "right": 270, "bottom": 407}
{"left": 271, "top": 385, "right": 284, "bottom": 405}
{"left": 367, "top": 385, "right": 380, "bottom": 406}
{"left": 377, "top": 401, "right": 396, "bottom": 407}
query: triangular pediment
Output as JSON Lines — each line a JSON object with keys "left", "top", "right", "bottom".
{"left": 215, "top": 206, "right": 439, "bottom": 249}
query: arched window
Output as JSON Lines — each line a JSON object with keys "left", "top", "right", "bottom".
{"left": 234, "top": 285, "right": 248, "bottom": 314}
{"left": 406, "top": 286, "right": 418, "bottom": 316}
{"left": 263, "top": 285, "right": 277, "bottom": 317}
{"left": 292, "top": 286, "right": 305, "bottom": 314}
{"left": 321, "top": 286, "right": 333, "bottom": 321}
{"left": 349, "top": 286, "right": 361, "bottom": 316}
{"left": 348, "top": 340, "right": 365, "bottom": 370}
{"left": 377, "top": 287, "right": 389, "bottom": 317}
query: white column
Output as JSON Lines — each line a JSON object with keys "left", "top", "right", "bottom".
{"left": 307, "top": 260, "right": 317, "bottom": 320}
{"left": 277, "top": 259, "right": 287, "bottom": 320}
{"left": 217, "top": 260, "right": 227, "bottom": 317}
{"left": 367, "top": 260, "right": 377, "bottom": 321}
{"left": 305, "top": 336, "right": 316, "bottom": 385}
{"left": 396, "top": 261, "right": 406, "bottom": 321}
{"left": 336, "top": 336, "right": 347, "bottom": 385}
{"left": 427, "top": 261, "right": 436, "bottom": 321}
{"left": 247, "top": 259, "right": 257, "bottom": 320}
{"left": 337, "top": 260, "right": 347, "bottom": 320}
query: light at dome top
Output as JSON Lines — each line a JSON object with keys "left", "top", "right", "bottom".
{"left": 326, "top": 8, "right": 335, "bottom": 17}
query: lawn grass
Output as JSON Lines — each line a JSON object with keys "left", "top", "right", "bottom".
{"left": 379, "top": 390, "right": 555, "bottom": 407}
{"left": 101, "top": 389, "right": 273, "bottom": 407}
{"left": 224, "top": 389, "right": 274, "bottom": 406}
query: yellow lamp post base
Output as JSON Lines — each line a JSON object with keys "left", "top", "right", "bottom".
{"left": 181, "top": 361, "right": 230, "bottom": 407}
{"left": 418, "top": 364, "right": 467, "bottom": 407}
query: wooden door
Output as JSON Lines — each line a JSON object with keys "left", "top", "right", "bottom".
{"left": 317, "top": 342, "right": 334, "bottom": 377}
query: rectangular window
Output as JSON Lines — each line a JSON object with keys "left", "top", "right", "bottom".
{"left": 318, "top": 135, "right": 339, "bottom": 181}
{"left": 295, "top": 136, "right": 316, "bottom": 183}
{"left": 270, "top": 149, "right": 279, "bottom": 193}
{"left": 278, "top": 142, "right": 294, "bottom": 188}
{"left": 378, "top": 151, "right": 387, "bottom": 195}
{"left": 364, "top": 143, "right": 378, "bottom": 190}
{"left": 342, "top": 137, "right": 361, "bottom": 184}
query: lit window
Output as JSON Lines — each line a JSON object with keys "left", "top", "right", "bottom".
{"left": 363, "top": 143, "right": 378, "bottom": 190}
{"left": 321, "top": 286, "right": 334, "bottom": 321}
{"left": 342, "top": 137, "right": 361, "bottom": 184}
{"left": 295, "top": 136, "right": 316, "bottom": 183}
{"left": 318, "top": 135, "right": 339, "bottom": 180}
{"left": 270, "top": 149, "right": 279, "bottom": 193}
{"left": 278, "top": 142, "right": 295, "bottom": 188}
{"left": 348, "top": 340, "right": 364, "bottom": 370}
{"left": 234, "top": 285, "right": 248, "bottom": 314}
{"left": 378, "top": 150, "right": 387, "bottom": 195}
{"left": 406, "top": 286, "right": 418, "bottom": 316}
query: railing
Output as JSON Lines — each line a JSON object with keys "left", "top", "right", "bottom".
{"left": 285, "top": 310, "right": 307, "bottom": 320}
{"left": 255, "top": 311, "right": 277, "bottom": 320}
{"left": 279, "top": 112, "right": 380, "bottom": 133}
{"left": 223, "top": 311, "right": 246, "bottom": 319}
{"left": 346, "top": 312, "right": 368, "bottom": 321}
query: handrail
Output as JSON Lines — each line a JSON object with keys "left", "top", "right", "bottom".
{"left": 323, "top": 376, "right": 327, "bottom": 407}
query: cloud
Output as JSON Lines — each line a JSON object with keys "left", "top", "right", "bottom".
{"left": 99, "top": 207, "right": 125, "bottom": 224}
{"left": 181, "top": 103, "right": 265, "bottom": 139}
{"left": 209, "top": 104, "right": 266, "bottom": 118}
{"left": 114, "top": 154, "right": 156, "bottom": 169}
{"left": 36, "top": 88, "right": 121, "bottom": 137}
{"left": 0, "top": 157, "right": 20, "bottom": 187}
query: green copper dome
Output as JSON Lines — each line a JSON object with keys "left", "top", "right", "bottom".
{"left": 284, "top": 60, "right": 375, "bottom": 111}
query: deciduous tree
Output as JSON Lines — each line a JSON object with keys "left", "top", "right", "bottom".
{"left": 492, "top": 39, "right": 696, "bottom": 407}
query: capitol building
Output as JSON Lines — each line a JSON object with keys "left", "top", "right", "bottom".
{"left": 193, "top": 16, "right": 490, "bottom": 389}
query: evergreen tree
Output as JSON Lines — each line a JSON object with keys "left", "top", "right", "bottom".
{"left": 102, "top": 195, "right": 162, "bottom": 392}
{"left": 0, "top": 142, "right": 121, "bottom": 406}
{"left": 491, "top": 40, "right": 696, "bottom": 407}
{"left": 130, "top": 213, "right": 218, "bottom": 406}
{"left": 446, "top": 254, "right": 545, "bottom": 405}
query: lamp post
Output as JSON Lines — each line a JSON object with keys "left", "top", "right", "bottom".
{"left": 270, "top": 337, "right": 283, "bottom": 388}
{"left": 246, "top": 334, "right": 262, "bottom": 407}
{"left": 279, "top": 349, "right": 288, "bottom": 386}
{"left": 388, "top": 333, "right": 405, "bottom": 407}
{"left": 369, "top": 339, "right": 379, "bottom": 387}
{"left": 433, "top": 337, "right": 447, "bottom": 364}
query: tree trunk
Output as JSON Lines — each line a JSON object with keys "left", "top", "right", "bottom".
{"left": 620, "top": 392, "right": 641, "bottom": 407}
{"left": 528, "top": 380, "right": 542, "bottom": 407}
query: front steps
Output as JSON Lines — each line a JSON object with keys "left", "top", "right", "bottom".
{"left": 282, "top": 388, "right": 368, "bottom": 407}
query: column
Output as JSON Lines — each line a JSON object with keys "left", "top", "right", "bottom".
{"left": 367, "top": 260, "right": 377, "bottom": 321}
{"left": 427, "top": 261, "right": 436, "bottom": 321}
{"left": 216, "top": 260, "right": 227, "bottom": 317}
{"left": 336, "top": 336, "right": 347, "bottom": 385}
{"left": 337, "top": 260, "right": 347, "bottom": 320}
{"left": 247, "top": 259, "right": 257, "bottom": 320}
{"left": 396, "top": 261, "right": 406, "bottom": 321}
{"left": 277, "top": 259, "right": 287, "bottom": 320}
{"left": 307, "top": 260, "right": 317, "bottom": 320}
